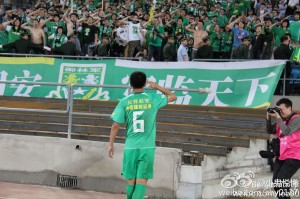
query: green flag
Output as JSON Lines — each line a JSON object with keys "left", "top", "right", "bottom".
{"left": 291, "top": 46, "right": 300, "bottom": 62}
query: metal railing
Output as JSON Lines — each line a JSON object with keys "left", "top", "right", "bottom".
{"left": 0, "top": 80, "right": 204, "bottom": 139}
{"left": 0, "top": 53, "right": 140, "bottom": 60}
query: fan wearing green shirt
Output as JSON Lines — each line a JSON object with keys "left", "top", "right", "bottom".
{"left": 48, "top": 26, "right": 67, "bottom": 49}
{"left": 220, "top": 0, "right": 229, "bottom": 10}
{"left": 0, "top": 23, "right": 8, "bottom": 52}
{"left": 270, "top": 19, "right": 292, "bottom": 47}
{"left": 7, "top": 18, "right": 23, "bottom": 44}
{"left": 44, "top": 15, "right": 66, "bottom": 46}
{"left": 229, "top": 1, "right": 242, "bottom": 16}
{"left": 207, "top": 24, "right": 222, "bottom": 59}
{"left": 146, "top": 18, "right": 165, "bottom": 61}
{"left": 218, "top": 9, "right": 229, "bottom": 28}
{"left": 86, "top": 0, "right": 96, "bottom": 11}
{"left": 108, "top": 71, "right": 177, "bottom": 199}
{"left": 289, "top": 12, "right": 300, "bottom": 45}
{"left": 207, "top": 5, "right": 219, "bottom": 20}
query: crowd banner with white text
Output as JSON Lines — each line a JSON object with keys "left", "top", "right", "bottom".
{"left": 0, "top": 57, "right": 286, "bottom": 108}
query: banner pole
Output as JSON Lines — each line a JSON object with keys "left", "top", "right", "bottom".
{"left": 70, "top": 0, "right": 73, "bottom": 13}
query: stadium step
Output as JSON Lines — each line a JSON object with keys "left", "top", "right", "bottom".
{"left": 0, "top": 111, "right": 266, "bottom": 142}
{"left": 0, "top": 116, "right": 248, "bottom": 148}
{"left": 0, "top": 96, "right": 270, "bottom": 157}
{"left": 0, "top": 111, "right": 266, "bottom": 136}
{"left": 0, "top": 99, "right": 266, "bottom": 131}
{"left": 0, "top": 96, "right": 266, "bottom": 115}
{"left": 0, "top": 129, "right": 227, "bottom": 157}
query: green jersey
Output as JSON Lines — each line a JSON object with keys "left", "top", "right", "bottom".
{"left": 147, "top": 25, "right": 165, "bottom": 47}
{"left": 111, "top": 92, "right": 168, "bottom": 149}
{"left": 210, "top": 32, "right": 221, "bottom": 52}
{"left": 173, "top": 24, "right": 186, "bottom": 37}
{"left": 46, "top": 21, "right": 66, "bottom": 36}
{"left": 220, "top": 1, "right": 228, "bottom": 9}
{"left": 248, "top": 21, "right": 256, "bottom": 38}
{"left": 272, "top": 26, "right": 291, "bottom": 47}
{"left": 183, "top": 18, "right": 189, "bottom": 27}
{"left": 238, "top": 1, "right": 246, "bottom": 13}
{"left": 203, "top": 21, "right": 212, "bottom": 30}
{"left": 98, "top": 25, "right": 112, "bottom": 40}
{"left": 289, "top": 21, "right": 300, "bottom": 42}
{"left": 93, "top": 0, "right": 100, "bottom": 6}
{"left": 207, "top": 11, "right": 218, "bottom": 20}
{"left": 7, "top": 28, "right": 22, "bottom": 44}
{"left": 87, "top": 5, "right": 96, "bottom": 11}
{"left": 0, "top": 31, "right": 8, "bottom": 52}
{"left": 218, "top": 15, "right": 228, "bottom": 28}
{"left": 51, "top": 33, "right": 67, "bottom": 48}
{"left": 220, "top": 31, "right": 233, "bottom": 53}
{"left": 230, "top": 5, "right": 242, "bottom": 16}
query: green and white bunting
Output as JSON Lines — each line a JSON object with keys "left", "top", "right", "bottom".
{"left": 0, "top": 57, "right": 286, "bottom": 108}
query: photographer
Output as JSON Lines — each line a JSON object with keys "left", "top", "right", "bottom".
{"left": 266, "top": 98, "right": 300, "bottom": 199}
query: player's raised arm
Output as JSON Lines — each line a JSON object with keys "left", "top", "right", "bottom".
{"left": 147, "top": 80, "right": 177, "bottom": 103}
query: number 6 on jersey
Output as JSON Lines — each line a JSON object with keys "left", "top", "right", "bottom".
{"left": 133, "top": 111, "right": 144, "bottom": 133}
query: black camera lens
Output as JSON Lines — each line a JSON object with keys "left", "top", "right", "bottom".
{"left": 267, "top": 107, "right": 281, "bottom": 114}
{"left": 267, "top": 108, "right": 275, "bottom": 113}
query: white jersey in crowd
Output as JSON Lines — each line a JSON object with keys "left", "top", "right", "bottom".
{"left": 116, "top": 25, "right": 129, "bottom": 46}
{"left": 288, "top": 0, "right": 299, "bottom": 6}
{"left": 128, "top": 22, "right": 141, "bottom": 41}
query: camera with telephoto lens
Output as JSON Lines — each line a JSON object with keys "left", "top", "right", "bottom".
{"left": 267, "top": 107, "right": 281, "bottom": 114}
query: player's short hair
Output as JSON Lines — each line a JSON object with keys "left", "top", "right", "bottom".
{"left": 130, "top": 71, "right": 146, "bottom": 89}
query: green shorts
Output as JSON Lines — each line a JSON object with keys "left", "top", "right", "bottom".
{"left": 122, "top": 148, "right": 155, "bottom": 180}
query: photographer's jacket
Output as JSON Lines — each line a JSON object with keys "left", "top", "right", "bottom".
{"left": 273, "top": 113, "right": 300, "bottom": 160}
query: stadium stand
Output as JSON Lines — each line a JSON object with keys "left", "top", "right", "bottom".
{"left": 0, "top": 0, "right": 299, "bottom": 60}
{"left": 1, "top": 0, "right": 300, "bottom": 95}
{"left": 0, "top": 95, "right": 269, "bottom": 159}
{"left": 1, "top": 0, "right": 300, "bottom": 197}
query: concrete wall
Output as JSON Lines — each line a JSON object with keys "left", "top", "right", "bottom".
{"left": 271, "top": 96, "right": 300, "bottom": 110}
{"left": 201, "top": 139, "right": 270, "bottom": 199}
{"left": 0, "top": 134, "right": 181, "bottom": 198}
{"left": 177, "top": 165, "right": 202, "bottom": 199}
{"left": 3, "top": 134, "right": 299, "bottom": 199}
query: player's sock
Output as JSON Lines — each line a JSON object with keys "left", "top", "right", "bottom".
{"left": 126, "top": 184, "right": 135, "bottom": 199}
{"left": 132, "top": 184, "right": 146, "bottom": 199}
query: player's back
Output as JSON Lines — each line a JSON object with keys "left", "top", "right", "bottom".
{"left": 112, "top": 92, "right": 167, "bottom": 149}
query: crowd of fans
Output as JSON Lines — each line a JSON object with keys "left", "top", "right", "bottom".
{"left": 0, "top": 0, "right": 299, "bottom": 62}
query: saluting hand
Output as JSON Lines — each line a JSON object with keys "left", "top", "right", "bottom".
{"left": 146, "top": 80, "right": 157, "bottom": 89}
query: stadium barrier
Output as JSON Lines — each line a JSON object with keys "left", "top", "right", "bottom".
{"left": 0, "top": 55, "right": 288, "bottom": 108}
{"left": 0, "top": 53, "right": 298, "bottom": 97}
{"left": 0, "top": 52, "right": 140, "bottom": 60}
{"left": 0, "top": 80, "right": 204, "bottom": 139}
